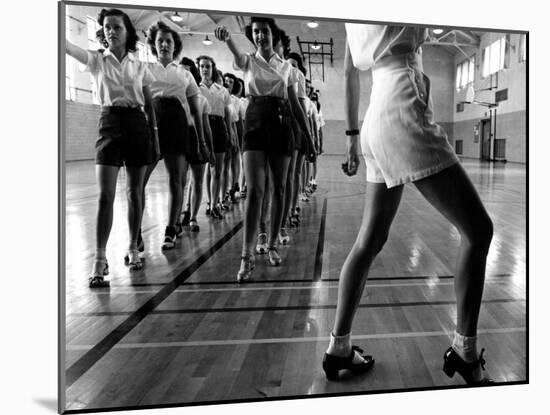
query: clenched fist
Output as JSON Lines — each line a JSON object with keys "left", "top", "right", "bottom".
{"left": 214, "top": 26, "right": 230, "bottom": 42}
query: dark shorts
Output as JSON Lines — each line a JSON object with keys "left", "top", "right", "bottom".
{"left": 96, "top": 107, "right": 153, "bottom": 167}
{"left": 243, "top": 97, "right": 294, "bottom": 156}
{"left": 154, "top": 97, "right": 191, "bottom": 156}
{"left": 290, "top": 117, "right": 302, "bottom": 151}
{"left": 209, "top": 115, "right": 229, "bottom": 153}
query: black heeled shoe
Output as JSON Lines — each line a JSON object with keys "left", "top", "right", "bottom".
{"left": 322, "top": 346, "right": 375, "bottom": 381}
{"left": 443, "top": 347, "right": 494, "bottom": 385}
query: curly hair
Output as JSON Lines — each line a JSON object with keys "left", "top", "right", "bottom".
{"left": 196, "top": 55, "right": 219, "bottom": 83}
{"left": 287, "top": 51, "right": 307, "bottom": 76}
{"left": 146, "top": 21, "right": 183, "bottom": 59}
{"left": 279, "top": 29, "right": 291, "bottom": 57}
{"left": 237, "top": 78, "right": 245, "bottom": 97}
{"left": 244, "top": 16, "right": 281, "bottom": 48}
{"left": 95, "top": 8, "right": 139, "bottom": 52}
{"left": 223, "top": 72, "right": 238, "bottom": 94}
{"left": 180, "top": 57, "right": 201, "bottom": 85}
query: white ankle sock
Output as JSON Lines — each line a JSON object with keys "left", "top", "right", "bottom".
{"left": 95, "top": 248, "right": 106, "bottom": 260}
{"left": 327, "top": 333, "right": 366, "bottom": 364}
{"left": 452, "top": 331, "right": 483, "bottom": 381}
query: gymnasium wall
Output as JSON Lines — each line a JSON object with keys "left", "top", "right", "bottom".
{"left": 64, "top": 6, "right": 526, "bottom": 163}
{"left": 452, "top": 32, "right": 527, "bottom": 163}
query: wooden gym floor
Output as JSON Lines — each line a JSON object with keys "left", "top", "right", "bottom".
{"left": 61, "top": 156, "right": 526, "bottom": 412}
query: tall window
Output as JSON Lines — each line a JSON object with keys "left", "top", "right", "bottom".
{"left": 86, "top": 16, "right": 101, "bottom": 104}
{"left": 65, "top": 14, "right": 74, "bottom": 100}
{"left": 519, "top": 33, "right": 527, "bottom": 62}
{"left": 456, "top": 55, "right": 475, "bottom": 90}
{"left": 137, "top": 41, "right": 156, "bottom": 63}
{"left": 482, "top": 36, "right": 509, "bottom": 78}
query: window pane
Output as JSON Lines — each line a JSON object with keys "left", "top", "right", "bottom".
{"left": 482, "top": 47, "right": 490, "bottom": 78}
{"left": 468, "top": 57, "right": 475, "bottom": 84}
{"left": 456, "top": 64, "right": 461, "bottom": 89}
{"left": 500, "top": 37, "right": 506, "bottom": 69}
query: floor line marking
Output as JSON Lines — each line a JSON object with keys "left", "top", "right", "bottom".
{"left": 90, "top": 280, "right": 515, "bottom": 295}
{"left": 70, "top": 298, "right": 525, "bottom": 317}
{"left": 66, "top": 327, "right": 526, "bottom": 350}
{"left": 65, "top": 220, "right": 243, "bottom": 388}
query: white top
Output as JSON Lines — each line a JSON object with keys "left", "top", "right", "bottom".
{"left": 233, "top": 51, "right": 297, "bottom": 99}
{"left": 344, "top": 24, "right": 427, "bottom": 70}
{"left": 84, "top": 49, "right": 154, "bottom": 107}
{"left": 199, "top": 82, "right": 231, "bottom": 117}
{"left": 148, "top": 61, "right": 200, "bottom": 122}
{"left": 198, "top": 93, "right": 211, "bottom": 116}
{"left": 229, "top": 95, "right": 241, "bottom": 122}
{"left": 304, "top": 97, "right": 313, "bottom": 117}
{"left": 317, "top": 109, "right": 326, "bottom": 128}
{"left": 239, "top": 97, "right": 249, "bottom": 119}
{"left": 291, "top": 67, "right": 307, "bottom": 100}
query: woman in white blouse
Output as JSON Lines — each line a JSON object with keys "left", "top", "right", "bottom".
{"left": 214, "top": 17, "right": 314, "bottom": 282}
{"left": 66, "top": 8, "right": 158, "bottom": 287}
{"left": 144, "top": 21, "right": 206, "bottom": 249}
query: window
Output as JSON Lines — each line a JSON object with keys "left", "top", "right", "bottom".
{"left": 456, "top": 56, "right": 475, "bottom": 90}
{"left": 137, "top": 42, "right": 156, "bottom": 63}
{"left": 482, "top": 36, "right": 509, "bottom": 78}
{"left": 519, "top": 34, "right": 527, "bottom": 62}
{"left": 86, "top": 16, "right": 101, "bottom": 50}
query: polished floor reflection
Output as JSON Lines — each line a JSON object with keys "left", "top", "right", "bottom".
{"left": 63, "top": 156, "right": 526, "bottom": 412}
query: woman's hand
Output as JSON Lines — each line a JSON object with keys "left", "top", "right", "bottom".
{"left": 342, "top": 135, "right": 360, "bottom": 176}
{"left": 214, "top": 26, "right": 230, "bottom": 42}
{"left": 305, "top": 132, "right": 317, "bottom": 163}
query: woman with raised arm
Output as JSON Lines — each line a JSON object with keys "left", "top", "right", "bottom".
{"left": 66, "top": 8, "right": 158, "bottom": 288}
{"left": 214, "top": 17, "right": 314, "bottom": 282}
{"left": 323, "top": 24, "right": 493, "bottom": 385}
{"left": 144, "top": 21, "right": 206, "bottom": 249}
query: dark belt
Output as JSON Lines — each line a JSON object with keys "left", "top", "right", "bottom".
{"left": 248, "top": 96, "right": 287, "bottom": 104}
{"left": 101, "top": 106, "right": 143, "bottom": 114}
{"left": 390, "top": 44, "right": 416, "bottom": 55}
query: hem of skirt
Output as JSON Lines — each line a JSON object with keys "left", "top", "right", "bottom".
{"left": 379, "top": 155, "right": 460, "bottom": 189}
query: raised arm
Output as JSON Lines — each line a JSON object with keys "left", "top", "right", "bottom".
{"left": 66, "top": 39, "right": 89, "bottom": 66}
{"left": 214, "top": 26, "right": 247, "bottom": 69}
{"left": 343, "top": 38, "right": 360, "bottom": 176}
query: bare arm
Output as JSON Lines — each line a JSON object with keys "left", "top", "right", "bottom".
{"left": 289, "top": 86, "right": 315, "bottom": 160}
{"left": 188, "top": 95, "right": 206, "bottom": 157}
{"left": 66, "top": 39, "right": 89, "bottom": 66}
{"left": 214, "top": 26, "right": 247, "bottom": 68}
{"left": 142, "top": 85, "right": 160, "bottom": 159}
{"left": 344, "top": 39, "right": 360, "bottom": 176}
{"left": 224, "top": 106, "right": 236, "bottom": 147}
{"left": 203, "top": 113, "right": 215, "bottom": 164}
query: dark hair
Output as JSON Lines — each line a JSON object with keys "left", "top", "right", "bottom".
{"left": 237, "top": 78, "right": 245, "bottom": 97}
{"left": 146, "top": 21, "right": 183, "bottom": 59}
{"left": 96, "top": 8, "right": 139, "bottom": 52}
{"left": 180, "top": 57, "right": 201, "bottom": 85}
{"left": 196, "top": 55, "right": 219, "bottom": 83}
{"left": 279, "top": 29, "right": 291, "bottom": 57}
{"left": 223, "top": 72, "right": 238, "bottom": 94}
{"left": 287, "top": 51, "right": 307, "bottom": 75}
{"left": 244, "top": 16, "right": 281, "bottom": 48}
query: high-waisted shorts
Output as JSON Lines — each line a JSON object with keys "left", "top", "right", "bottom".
{"left": 209, "top": 115, "right": 229, "bottom": 153}
{"left": 153, "top": 97, "right": 191, "bottom": 156}
{"left": 243, "top": 96, "right": 294, "bottom": 156}
{"left": 96, "top": 106, "right": 153, "bottom": 167}
{"left": 362, "top": 52, "right": 459, "bottom": 188}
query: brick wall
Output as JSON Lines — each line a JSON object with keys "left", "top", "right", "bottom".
{"left": 64, "top": 101, "right": 100, "bottom": 161}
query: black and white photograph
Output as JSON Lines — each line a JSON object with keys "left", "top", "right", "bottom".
{"left": 56, "top": 0, "right": 531, "bottom": 413}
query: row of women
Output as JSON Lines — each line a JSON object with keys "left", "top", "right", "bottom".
{"left": 66, "top": 9, "right": 496, "bottom": 386}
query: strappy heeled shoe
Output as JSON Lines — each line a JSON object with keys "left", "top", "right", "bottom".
{"left": 89, "top": 259, "right": 110, "bottom": 288}
{"left": 322, "top": 346, "right": 375, "bottom": 381}
{"left": 268, "top": 246, "right": 282, "bottom": 266}
{"left": 443, "top": 347, "right": 494, "bottom": 385}
{"left": 237, "top": 254, "right": 255, "bottom": 283}
{"left": 126, "top": 249, "right": 143, "bottom": 270}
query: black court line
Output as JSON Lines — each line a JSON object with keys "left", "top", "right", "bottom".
{"left": 313, "top": 198, "right": 328, "bottom": 281}
{"left": 65, "top": 221, "right": 243, "bottom": 388}
{"left": 71, "top": 298, "right": 524, "bottom": 317}
{"left": 124, "top": 273, "right": 510, "bottom": 287}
